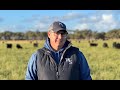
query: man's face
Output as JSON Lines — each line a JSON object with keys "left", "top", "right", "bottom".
{"left": 48, "top": 30, "right": 68, "bottom": 51}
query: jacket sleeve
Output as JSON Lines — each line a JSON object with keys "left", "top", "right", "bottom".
{"left": 78, "top": 51, "right": 92, "bottom": 80}
{"left": 25, "top": 52, "right": 38, "bottom": 80}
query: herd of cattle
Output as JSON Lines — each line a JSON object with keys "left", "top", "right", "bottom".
{"left": 6, "top": 43, "right": 39, "bottom": 49}
{"left": 89, "top": 42, "right": 120, "bottom": 49}
{"left": 75, "top": 40, "right": 120, "bottom": 49}
{"left": 1, "top": 41, "right": 120, "bottom": 49}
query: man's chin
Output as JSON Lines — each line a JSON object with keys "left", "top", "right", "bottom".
{"left": 58, "top": 44, "right": 64, "bottom": 47}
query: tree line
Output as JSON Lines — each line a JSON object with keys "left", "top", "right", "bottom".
{"left": 0, "top": 29, "right": 120, "bottom": 40}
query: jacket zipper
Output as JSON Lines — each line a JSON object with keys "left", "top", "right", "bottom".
{"left": 47, "top": 53, "right": 59, "bottom": 79}
{"left": 56, "top": 44, "right": 71, "bottom": 79}
{"left": 45, "top": 44, "right": 72, "bottom": 79}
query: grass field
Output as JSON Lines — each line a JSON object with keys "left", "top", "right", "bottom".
{"left": 0, "top": 39, "right": 120, "bottom": 80}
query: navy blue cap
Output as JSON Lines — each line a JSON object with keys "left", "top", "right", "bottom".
{"left": 48, "top": 21, "right": 67, "bottom": 32}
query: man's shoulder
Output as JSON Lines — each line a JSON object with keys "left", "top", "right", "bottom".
{"left": 37, "top": 47, "right": 45, "bottom": 53}
{"left": 36, "top": 47, "right": 51, "bottom": 57}
{"left": 37, "top": 47, "right": 49, "bottom": 54}
{"left": 70, "top": 46, "right": 79, "bottom": 51}
{"left": 67, "top": 46, "right": 80, "bottom": 55}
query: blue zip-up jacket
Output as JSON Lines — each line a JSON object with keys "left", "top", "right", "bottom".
{"left": 25, "top": 38, "right": 92, "bottom": 80}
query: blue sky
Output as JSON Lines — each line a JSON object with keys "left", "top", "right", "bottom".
{"left": 0, "top": 10, "right": 120, "bottom": 33}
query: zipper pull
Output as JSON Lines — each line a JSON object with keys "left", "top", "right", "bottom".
{"left": 56, "top": 71, "right": 59, "bottom": 78}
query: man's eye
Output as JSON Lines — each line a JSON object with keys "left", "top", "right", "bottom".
{"left": 60, "top": 33, "right": 65, "bottom": 35}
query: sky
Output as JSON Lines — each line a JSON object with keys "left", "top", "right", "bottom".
{"left": 0, "top": 10, "right": 120, "bottom": 33}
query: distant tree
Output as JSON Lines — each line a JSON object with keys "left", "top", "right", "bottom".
{"left": 25, "top": 31, "right": 37, "bottom": 40}
{"left": 40, "top": 32, "right": 47, "bottom": 40}
{"left": 3, "top": 31, "right": 13, "bottom": 40}
{"left": 106, "top": 29, "right": 120, "bottom": 39}
{"left": 94, "top": 32, "right": 106, "bottom": 40}
{"left": 13, "top": 32, "right": 25, "bottom": 40}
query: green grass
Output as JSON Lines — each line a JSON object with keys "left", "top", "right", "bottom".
{"left": 72, "top": 39, "right": 120, "bottom": 80}
{"left": 0, "top": 39, "right": 120, "bottom": 80}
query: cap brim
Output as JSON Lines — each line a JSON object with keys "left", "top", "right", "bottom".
{"left": 55, "top": 29, "right": 67, "bottom": 33}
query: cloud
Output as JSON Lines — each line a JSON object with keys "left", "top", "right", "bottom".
{"left": 74, "top": 23, "right": 89, "bottom": 30}
{"left": 31, "top": 22, "right": 49, "bottom": 32}
{"left": 22, "top": 16, "right": 39, "bottom": 23}
{"left": 93, "top": 14, "right": 118, "bottom": 32}
{"left": 72, "top": 10, "right": 120, "bottom": 32}
{"left": 40, "top": 16, "right": 52, "bottom": 23}
{"left": 0, "top": 28, "right": 5, "bottom": 32}
{"left": 1, "top": 10, "right": 120, "bottom": 33}
{"left": 61, "top": 12, "right": 83, "bottom": 21}
{"left": 0, "top": 24, "right": 28, "bottom": 32}
{"left": 35, "top": 22, "right": 46, "bottom": 29}
{"left": 102, "top": 14, "right": 113, "bottom": 22}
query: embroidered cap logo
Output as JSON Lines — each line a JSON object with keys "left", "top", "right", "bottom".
{"left": 59, "top": 22, "right": 65, "bottom": 28}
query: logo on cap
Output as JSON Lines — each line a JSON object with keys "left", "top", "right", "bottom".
{"left": 59, "top": 22, "right": 65, "bottom": 28}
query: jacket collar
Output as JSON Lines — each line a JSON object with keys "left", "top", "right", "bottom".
{"left": 44, "top": 37, "right": 71, "bottom": 53}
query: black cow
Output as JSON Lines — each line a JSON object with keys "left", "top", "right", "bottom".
{"left": 16, "top": 44, "right": 23, "bottom": 49}
{"left": 113, "top": 42, "right": 120, "bottom": 49}
{"left": 90, "top": 43, "right": 98, "bottom": 47}
{"left": 103, "top": 43, "right": 109, "bottom": 48}
{"left": 33, "top": 43, "right": 38, "bottom": 47}
{"left": 6, "top": 44, "right": 12, "bottom": 49}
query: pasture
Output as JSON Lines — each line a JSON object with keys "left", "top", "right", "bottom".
{"left": 0, "top": 39, "right": 120, "bottom": 80}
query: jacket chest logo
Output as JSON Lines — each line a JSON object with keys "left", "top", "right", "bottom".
{"left": 65, "top": 58, "right": 72, "bottom": 64}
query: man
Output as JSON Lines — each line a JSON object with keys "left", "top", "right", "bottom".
{"left": 25, "top": 21, "right": 92, "bottom": 80}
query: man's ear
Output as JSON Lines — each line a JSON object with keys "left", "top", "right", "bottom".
{"left": 48, "top": 31, "right": 50, "bottom": 38}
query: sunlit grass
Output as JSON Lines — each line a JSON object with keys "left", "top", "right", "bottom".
{"left": 0, "top": 39, "right": 120, "bottom": 80}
